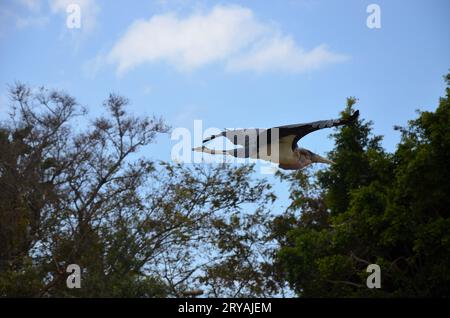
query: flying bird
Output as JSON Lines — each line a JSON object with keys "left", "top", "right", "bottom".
{"left": 193, "top": 110, "right": 359, "bottom": 170}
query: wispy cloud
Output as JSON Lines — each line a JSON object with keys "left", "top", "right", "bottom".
{"left": 0, "top": 1, "right": 48, "bottom": 33}
{"left": 227, "top": 39, "right": 348, "bottom": 73}
{"left": 0, "top": 0, "right": 99, "bottom": 34}
{"left": 49, "top": 0, "right": 100, "bottom": 34}
{"left": 82, "top": 51, "right": 106, "bottom": 79}
{"left": 16, "top": 15, "right": 49, "bottom": 28}
{"left": 106, "top": 5, "right": 348, "bottom": 75}
{"left": 18, "top": 0, "right": 42, "bottom": 11}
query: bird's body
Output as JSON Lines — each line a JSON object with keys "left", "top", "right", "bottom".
{"left": 193, "top": 110, "right": 359, "bottom": 170}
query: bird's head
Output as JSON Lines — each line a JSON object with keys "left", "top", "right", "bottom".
{"left": 295, "top": 148, "right": 334, "bottom": 168}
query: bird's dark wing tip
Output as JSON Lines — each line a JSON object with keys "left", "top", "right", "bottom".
{"left": 350, "top": 109, "right": 360, "bottom": 122}
{"left": 202, "top": 135, "right": 215, "bottom": 143}
{"left": 202, "top": 131, "right": 226, "bottom": 143}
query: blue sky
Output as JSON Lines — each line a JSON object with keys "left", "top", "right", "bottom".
{"left": 0, "top": 0, "right": 449, "bottom": 207}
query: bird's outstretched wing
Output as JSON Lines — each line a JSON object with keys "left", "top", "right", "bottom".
{"left": 202, "top": 128, "right": 266, "bottom": 148}
{"left": 273, "top": 110, "right": 360, "bottom": 151}
{"left": 199, "top": 110, "right": 360, "bottom": 153}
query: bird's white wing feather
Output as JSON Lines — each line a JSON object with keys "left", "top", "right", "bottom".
{"left": 223, "top": 128, "right": 262, "bottom": 150}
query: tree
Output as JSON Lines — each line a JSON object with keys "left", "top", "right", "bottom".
{"left": 4, "top": 73, "right": 448, "bottom": 298}
{"left": 0, "top": 83, "right": 281, "bottom": 297}
{"left": 275, "top": 73, "right": 450, "bottom": 297}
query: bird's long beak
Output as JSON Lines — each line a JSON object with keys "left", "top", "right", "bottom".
{"left": 311, "top": 153, "right": 335, "bottom": 165}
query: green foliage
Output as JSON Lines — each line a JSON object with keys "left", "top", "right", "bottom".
{"left": 2, "top": 73, "right": 449, "bottom": 298}
{"left": 276, "top": 73, "right": 450, "bottom": 297}
{"left": 0, "top": 84, "right": 280, "bottom": 297}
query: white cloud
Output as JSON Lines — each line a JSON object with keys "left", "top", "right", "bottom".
{"left": 82, "top": 52, "right": 105, "bottom": 79}
{"left": 49, "top": 0, "right": 99, "bottom": 33}
{"left": 107, "top": 5, "right": 347, "bottom": 75}
{"left": 108, "top": 5, "right": 265, "bottom": 74}
{"left": 1, "top": 0, "right": 99, "bottom": 34}
{"left": 227, "top": 38, "right": 348, "bottom": 73}
{"left": 16, "top": 15, "right": 49, "bottom": 28}
{"left": 18, "top": 0, "right": 42, "bottom": 11}
{"left": 0, "top": 1, "right": 48, "bottom": 32}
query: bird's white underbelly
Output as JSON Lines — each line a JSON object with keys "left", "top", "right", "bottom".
{"left": 250, "top": 144, "right": 297, "bottom": 165}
